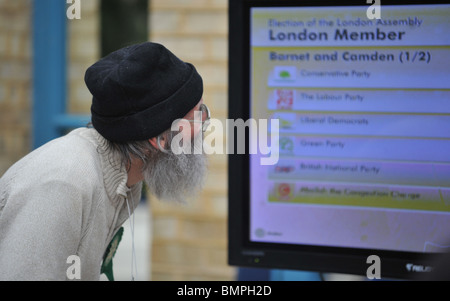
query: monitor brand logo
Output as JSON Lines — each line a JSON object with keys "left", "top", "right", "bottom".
{"left": 406, "top": 263, "right": 433, "bottom": 273}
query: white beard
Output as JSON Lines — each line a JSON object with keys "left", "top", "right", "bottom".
{"left": 143, "top": 131, "right": 208, "bottom": 204}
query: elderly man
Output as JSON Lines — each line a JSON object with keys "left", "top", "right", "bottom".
{"left": 0, "top": 42, "right": 209, "bottom": 280}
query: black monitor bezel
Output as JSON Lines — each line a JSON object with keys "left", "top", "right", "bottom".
{"left": 228, "top": 0, "right": 449, "bottom": 280}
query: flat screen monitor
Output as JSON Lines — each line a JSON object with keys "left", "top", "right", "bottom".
{"left": 228, "top": 0, "right": 450, "bottom": 280}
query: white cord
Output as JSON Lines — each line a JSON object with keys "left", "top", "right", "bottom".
{"left": 126, "top": 195, "right": 138, "bottom": 281}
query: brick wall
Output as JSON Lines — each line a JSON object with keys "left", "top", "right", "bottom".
{"left": 0, "top": 0, "right": 32, "bottom": 176}
{"left": 148, "top": 0, "right": 234, "bottom": 281}
{"left": 67, "top": 0, "right": 99, "bottom": 114}
{"left": 0, "top": 0, "right": 99, "bottom": 176}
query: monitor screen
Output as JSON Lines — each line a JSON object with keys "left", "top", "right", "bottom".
{"left": 228, "top": 0, "right": 450, "bottom": 279}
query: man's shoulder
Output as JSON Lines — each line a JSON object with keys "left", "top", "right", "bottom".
{"left": 2, "top": 128, "right": 103, "bottom": 188}
{"left": 0, "top": 128, "right": 106, "bottom": 216}
{"left": 43, "top": 128, "right": 104, "bottom": 179}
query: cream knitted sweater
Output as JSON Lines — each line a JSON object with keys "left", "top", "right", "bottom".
{"left": 0, "top": 128, "right": 142, "bottom": 280}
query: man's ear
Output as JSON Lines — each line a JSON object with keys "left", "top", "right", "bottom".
{"left": 149, "top": 136, "right": 165, "bottom": 150}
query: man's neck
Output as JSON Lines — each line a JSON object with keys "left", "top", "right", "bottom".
{"left": 126, "top": 158, "right": 144, "bottom": 188}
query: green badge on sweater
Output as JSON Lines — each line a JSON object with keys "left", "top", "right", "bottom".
{"left": 101, "top": 227, "right": 124, "bottom": 281}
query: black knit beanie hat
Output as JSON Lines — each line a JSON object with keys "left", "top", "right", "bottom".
{"left": 84, "top": 42, "right": 203, "bottom": 143}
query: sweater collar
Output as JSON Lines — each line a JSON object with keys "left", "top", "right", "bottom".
{"left": 89, "top": 129, "right": 140, "bottom": 201}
